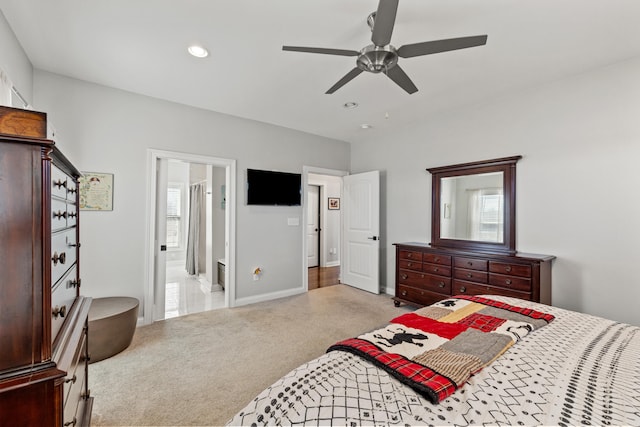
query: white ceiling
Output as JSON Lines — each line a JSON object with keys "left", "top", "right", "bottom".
{"left": 2, "top": 0, "right": 640, "bottom": 144}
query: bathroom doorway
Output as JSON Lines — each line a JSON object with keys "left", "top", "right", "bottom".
{"left": 144, "top": 149, "right": 236, "bottom": 325}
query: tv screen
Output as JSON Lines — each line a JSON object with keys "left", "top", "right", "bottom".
{"left": 247, "top": 168, "right": 302, "bottom": 206}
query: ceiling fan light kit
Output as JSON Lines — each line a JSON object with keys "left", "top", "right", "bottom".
{"left": 283, "top": 0, "right": 487, "bottom": 95}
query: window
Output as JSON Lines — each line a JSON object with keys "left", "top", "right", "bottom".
{"left": 166, "top": 184, "right": 184, "bottom": 249}
{"left": 468, "top": 188, "right": 503, "bottom": 242}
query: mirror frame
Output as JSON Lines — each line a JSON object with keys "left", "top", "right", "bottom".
{"left": 427, "top": 156, "right": 521, "bottom": 255}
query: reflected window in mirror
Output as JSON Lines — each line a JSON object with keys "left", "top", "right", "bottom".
{"left": 440, "top": 172, "right": 504, "bottom": 242}
{"left": 428, "top": 156, "right": 521, "bottom": 254}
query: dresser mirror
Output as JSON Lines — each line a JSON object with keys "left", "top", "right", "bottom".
{"left": 427, "top": 156, "right": 521, "bottom": 254}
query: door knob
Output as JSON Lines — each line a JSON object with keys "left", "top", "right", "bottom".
{"left": 367, "top": 236, "right": 379, "bottom": 241}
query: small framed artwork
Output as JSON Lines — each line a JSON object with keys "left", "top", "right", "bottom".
{"left": 79, "top": 172, "right": 114, "bottom": 211}
{"left": 328, "top": 197, "right": 340, "bottom": 210}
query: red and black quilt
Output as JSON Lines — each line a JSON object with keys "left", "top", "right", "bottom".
{"left": 327, "top": 295, "right": 554, "bottom": 403}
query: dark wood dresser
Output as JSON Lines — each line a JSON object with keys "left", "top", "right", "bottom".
{"left": 393, "top": 242, "right": 554, "bottom": 307}
{"left": 0, "top": 127, "right": 92, "bottom": 425}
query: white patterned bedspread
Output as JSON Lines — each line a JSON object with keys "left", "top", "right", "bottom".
{"left": 227, "top": 296, "right": 640, "bottom": 426}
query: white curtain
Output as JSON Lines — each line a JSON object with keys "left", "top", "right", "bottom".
{"left": 185, "top": 182, "right": 205, "bottom": 275}
{"left": 0, "top": 68, "right": 12, "bottom": 106}
{"left": 467, "top": 188, "right": 503, "bottom": 242}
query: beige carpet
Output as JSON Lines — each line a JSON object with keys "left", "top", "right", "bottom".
{"left": 89, "top": 285, "right": 410, "bottom": 426}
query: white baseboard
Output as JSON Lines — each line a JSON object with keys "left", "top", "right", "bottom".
{"left": 384, "top": 286, "right": 394, "bottom": 296}
{"left": 325, "top": 261, "right": 340, "bottom": 267}
{"left": 233, "top": 287, "right": 306, "bottom": 307}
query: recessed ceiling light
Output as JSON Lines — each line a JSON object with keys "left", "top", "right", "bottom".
{"left": 360, "top": 124, "right": 373, "bottom": 129}
{"left": 343, "top": 102, "right": 358, "bottom": 109}
{"left": 188, "top": 45, "right": 209, "bottom": 58}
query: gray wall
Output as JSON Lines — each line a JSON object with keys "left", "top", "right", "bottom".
{"left": 30, "top": 70, "right": 349, "bottom": 310}
{"left": 0, "top": 10, "right": 32, "bottom": 104}
{"left": 351, "top": 57, "right": 640, "bottom": 325}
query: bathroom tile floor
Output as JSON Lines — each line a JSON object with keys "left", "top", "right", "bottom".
{"left": 165, "top": 261, "right": 225, "bottom": 319}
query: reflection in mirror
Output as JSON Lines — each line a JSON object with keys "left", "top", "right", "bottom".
{"left": 440, "top": 172, "right": 504, "bottom": 242}
{"left": 428, "top": 156, "right": 520, "bottom": 255}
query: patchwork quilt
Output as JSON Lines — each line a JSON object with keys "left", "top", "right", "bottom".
{"left": 327, "top": 295, "right": 554, "bottom": 403}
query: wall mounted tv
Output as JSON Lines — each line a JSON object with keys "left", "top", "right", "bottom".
{"left": 246, "top": 168, "right": 302, "bottom": 206}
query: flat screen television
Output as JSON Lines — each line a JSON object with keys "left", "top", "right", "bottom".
{"left": 246, "top": 168, "right": 302, "bottom": 206}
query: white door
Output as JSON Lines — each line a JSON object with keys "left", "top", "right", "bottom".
{"left": 307, "top": 185, "right": 320, "bottom": 268}
{"left": 341, "top": 171, "right": 380, "bottom": 294}
{"left": 153, "top": 158, "right": 168, "bottom": 321}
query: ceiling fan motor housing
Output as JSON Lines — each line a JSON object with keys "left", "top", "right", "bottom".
{"left": 357, "top": 45, "right": 398, "bottom": 73}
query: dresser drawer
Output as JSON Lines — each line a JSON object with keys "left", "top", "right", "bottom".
{"left": 423, "top": 253, "right": 451, "bottom": 266}
{"left": 51, "top": 198, "right": 68, "bottom": 231}
{"left": 399, "top": 249, "right": 422, "bottom": 262}
{"left": 52, "top": 228, "right": 77, "bottom": 286}
{"left": 489, "top": 273, "right": 531, "bottom": 292}
{"left": 396, "top": 284, "right": 449, "bottom": 307}
{"left": 398, "top": 269, "right": 451, "bottom": 293}
{"left": 452, "top": 279, "right": 531, "bottom": 300}
{"left": 66, "top": 178, "right": 78, "bottom": 201}
{"left": 489, "top": 261, "right": 531, "bottom": 278}
{"left": 63, "top": 334, "right": 87, "bottom": 425}
{"left": 454, "top": 268, "right": 488, "bottom": 284}
{"left": 51, "top": 267, "right": 78, "bottom": 340}
{"left": 51, "top": 164, "right": 70, "bottom": 199}
{"left": 422, "top": 262, "right": 451, "bottom": 276}
{"left": 399, "top": 259, "right": 422, "bottom": 272}
{"left": 454, "top": 257, "right": 488, "bottom": 271}
{"left": 66, "top": 203, "right": 78, "bottom": 227}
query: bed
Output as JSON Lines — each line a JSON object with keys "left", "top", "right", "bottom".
{"left": 227, "top": 295, "right": 640, "bottom": 426}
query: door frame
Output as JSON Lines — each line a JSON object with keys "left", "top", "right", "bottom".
{"left": 144, "top": 149, "right": 236, "bottom": 325}
{"left": 301, "top": 166, "right": 348, "bottom": 291}
{"left": 306, "top": 184, "right": 321, "bottom": 268}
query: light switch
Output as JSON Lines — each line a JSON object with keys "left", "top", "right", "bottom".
{"left": 287, "top": 217, "right": 300, "bottom": 226}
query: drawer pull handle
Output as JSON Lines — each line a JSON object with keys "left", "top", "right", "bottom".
{"left": 52, "top": 305, "right": 67, "bottom": 319}
{"left": 466, "top": 273, "right": 472, "bottom": 278}
{"left": 81, "top": 389, "right": 91, "bottom": 400}
{"left": 68, "top": 212, "right": 77, "bottom": 219}
{"left": 401, "top": 274, "right": 408, "bottom": 280}
{"left": 53, "top": 210, "right": 67, "bottom": 219}
{"left": 407, "top": 262, "right": 412, "bottom": 267}
{"left": 67, "top": 187, "right": 77, "bottom": 195}
{"left": 52, "top": 251, "right": 66, "bottom": 265}
{"left": 68, "top": 242, "right": 79, "bottom": 248}
{"left": 420, "top": 274, "right": 424, "bottom": 279}
{"left": 434, "top": 257, "right": 439, "bottom": 262}
{"left": 401, "top": 290, "right": 407, "bottom": 296}
{"left": 438, "top": 282, "right": 445, "bottom": 288}
{"left": 459, "top": 286, "right": 467, "bottom": 293}
{"left": 407, "top": 253, "right": 412, "bottom": 258}
{"left": 64, "top": 417, "right": 77, "bottom": 427}
{"left": 505, "top": 279, "right": 512, "bottom": 285}
{"left": 467, "top": 261, "right": 473, "bottom": 266}
{"left": 505, "top": 266, "right": 512, "bottom": 272}
{"left": 65, "top": 374, "right": 77, "bottom": 384}
{"left": 433, "top": 267, "right": 439, "bottom": 272}
{"left": 67, "top": 279, "right": 80, "bottom": 289}
{"left": 53, "top": 179, "right": 67, "bottom": 189}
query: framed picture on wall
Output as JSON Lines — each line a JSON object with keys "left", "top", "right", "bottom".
{"left": 79, "top": 172, "right": 114, "bottom": 211}
{"left": 328, "top": 197, "right": 340, "bottom": 210}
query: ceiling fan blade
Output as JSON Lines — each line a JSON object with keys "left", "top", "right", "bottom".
{"left": 326, "top": 68, "right": 364, "bottom": 94}
{"left": 397, "top": 35, "right": 488, "bottom": 58}
{"left": 384, "top": 65, "right": 418, "bottom": 94}
{"left": 283, "top": 46, "right": 359, "bottom": 57}
{"left": 371, "top": 0, "right": 399, "bottom": 46}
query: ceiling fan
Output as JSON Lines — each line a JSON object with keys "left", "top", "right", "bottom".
{"left": 283, "top": 0, "right": 487, "bottom": 94}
